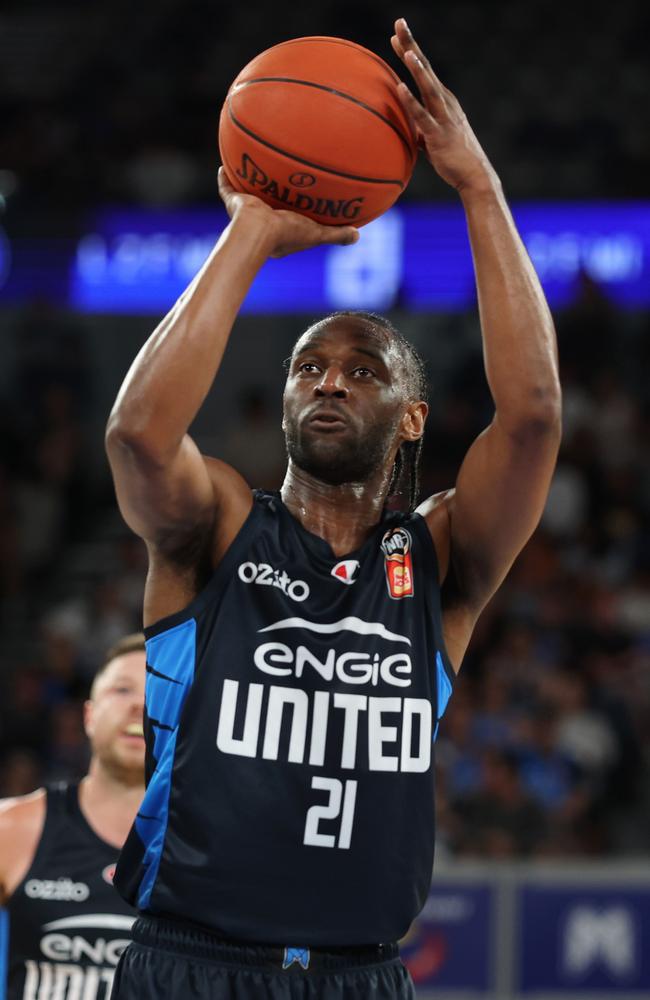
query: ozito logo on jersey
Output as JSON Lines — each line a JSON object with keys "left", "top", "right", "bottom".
{"left": 238, "top": 561, "right": 310, "bottom": 602}
{"left": 25, "top": 877, "right": 90, "bottom": 902}
{"left": 381, "top": 527, "right": 414, "bottom": 599}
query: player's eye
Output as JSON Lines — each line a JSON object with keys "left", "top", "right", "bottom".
{"left": 352, "top": 367, "right": 374, "bottom": 378}
{"left": 297, "top": 362, "right": 321, "bottom": 374}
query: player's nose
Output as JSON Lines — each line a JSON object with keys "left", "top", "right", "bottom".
{"left": 128, "top": 696, "right": 145, "bottom": 717}
{"left": 314, "top": 365, "right": 348, "bottom": 398}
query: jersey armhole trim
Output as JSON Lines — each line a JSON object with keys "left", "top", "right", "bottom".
{"left": 144, "top": 495, "right": 266, "bottom": 639}
{"left": 409, "top": 512, "right": 457, "bottom": 688}
{"left": 0, "top": 908, "right": 8, "bottom": 1000}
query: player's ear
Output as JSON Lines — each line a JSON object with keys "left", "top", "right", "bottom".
{"left": 83, "top": 699, "right": 94, "bottom": 739}
{"left": 401, "top": 400, "right": 427, "bottom": 442}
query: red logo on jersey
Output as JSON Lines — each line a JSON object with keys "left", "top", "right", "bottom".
{"left": 381, "top": 527, "right": 414, "bottom": 599}
{"left": 331, "top": 560, "right": 360, "bottom": 585}
{"left": 102, "top": 863, "right": 117, "bottom": 885}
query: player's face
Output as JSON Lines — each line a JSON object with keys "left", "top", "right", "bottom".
{"left": 283, "top": 319, "right": 410, "bottom": 486}
{"left": 85, "top": 651, "right": 146, "bottom": 786}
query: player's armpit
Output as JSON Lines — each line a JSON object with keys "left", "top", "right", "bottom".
{"left": 443, "top": 410, "right": 561, "bottom": 613}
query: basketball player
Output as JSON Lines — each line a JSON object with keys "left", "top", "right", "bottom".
{"left": 0, "top": 635, "right": 146, "bottom": 1000}
{"left": 106, "top": 19, "right": 561, "bottom": 1000}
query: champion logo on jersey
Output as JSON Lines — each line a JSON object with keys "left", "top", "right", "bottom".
{"left": 331, "top": 559, "right": 360, "bottom": 585}
{"left": 381, "top": 527, "right": 414, "bottom": 599}
{"left": 102, "top": 863, "right": 117, "bottom": 885}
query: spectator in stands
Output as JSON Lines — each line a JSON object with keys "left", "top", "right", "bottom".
{"left": 452, "top": 749, "right": 547, "bottom": 857}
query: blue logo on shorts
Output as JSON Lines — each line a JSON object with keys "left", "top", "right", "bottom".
{"left": 283, "top": 947, "right": 310, "bottom": 970}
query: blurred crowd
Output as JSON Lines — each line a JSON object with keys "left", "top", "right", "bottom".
{"left": 429, "top": 282, "right": 650, "bottom": 857}
{"left": 0, "top": 0, "right": 648, "bottom": 215}
{"left": 1, "top": 276, "right": 648, "bottom": 859}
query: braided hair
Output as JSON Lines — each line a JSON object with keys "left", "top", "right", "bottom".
{"left": 300, "top": 310, "right": 429, "bottom": 511}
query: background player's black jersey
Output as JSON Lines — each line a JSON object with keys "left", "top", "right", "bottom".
{"left": 3, "top": 783, "right": 135, "bottom": 1000}
{"left": 115, "top": 491, "right": 455, "bottom": 945}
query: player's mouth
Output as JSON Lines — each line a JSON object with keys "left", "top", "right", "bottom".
{"left": 122, "top": 722, "right": 144, "bottom": 741}
{"left": 307, "top": 408, "right": 348, "bottom": 432}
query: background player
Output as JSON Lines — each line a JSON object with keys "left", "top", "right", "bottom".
{"left": 0, "top": 634, "right": 146, "bottom": 1000}
{"left": 105, "top": 18, "right": 561, "bottom": 1000}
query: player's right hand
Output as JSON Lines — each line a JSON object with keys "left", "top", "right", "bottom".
{"left": 218, "top": 167, "right": 359, "bottom": 258}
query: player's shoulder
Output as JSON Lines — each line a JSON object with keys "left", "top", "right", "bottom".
{"left": 415, "top": 487, "right": 455, "bottom": 520}
{"left": 415, "top": 489, "right": 455, "bottom": 584}
{"left": 204, "top": 455, "right": 254, "bottom": 509}
{"left": 0, "top": 787, "right": 47, "bottom": 831}
{"left": 202, "top": 454, "right": 255, "bottom": 550}
{"left": 0, "top": 788, "right": 46, "bottom": 898}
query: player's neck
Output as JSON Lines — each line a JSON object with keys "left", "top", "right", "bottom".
{"left": 78, "top": 763, "right": 143, "bottom": 849}
{"left": 280, "top": 462, "right": 391, "bottom": 557}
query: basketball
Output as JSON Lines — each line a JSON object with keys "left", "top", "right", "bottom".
{"left": 218, "top": 36, "right": 417, "bottom": 228}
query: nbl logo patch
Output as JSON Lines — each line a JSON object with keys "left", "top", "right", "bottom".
{"left": 381, "top": 527, "right": 414, "bottom": 600}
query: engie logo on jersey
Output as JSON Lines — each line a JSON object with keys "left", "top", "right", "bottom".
{"left": 381, "top": 527, "right": 414, "bottom": 599}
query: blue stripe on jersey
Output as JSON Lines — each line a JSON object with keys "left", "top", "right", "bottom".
{"left": 0, "top": 909, "right": 8, "bottom": 1000}
{"left": 433, "top": 651, "right": 453, "bottom": 741}
{"left": 136, "top": 618, "right": 197, "bottom": 910}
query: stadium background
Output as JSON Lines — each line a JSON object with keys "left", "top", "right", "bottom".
{"left": 0, "top": 1, "right": 648, "bottom": 996}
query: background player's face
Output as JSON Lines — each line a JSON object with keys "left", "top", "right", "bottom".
{"left": 283, "top": 319, "right": 413, "bottom": 486}
{"left": 84, "top": 651, "right": 146, "bottom": 786}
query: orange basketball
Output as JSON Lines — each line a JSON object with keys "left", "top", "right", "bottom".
{"left": 218, "top": 36, "right": 417, "bottom": 228}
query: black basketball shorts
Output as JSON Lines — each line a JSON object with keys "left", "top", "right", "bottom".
{"left": 110, "top": 916, "right": 415, "bottom": 999}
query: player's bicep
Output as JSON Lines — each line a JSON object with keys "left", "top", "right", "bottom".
{"left": 106, "top": 431, "right": 218, "bottom": 548}
{"left": 449, "top": 414, "right": 560, "bottom": 608}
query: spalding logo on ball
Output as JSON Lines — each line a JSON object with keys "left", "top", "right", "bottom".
{"left": 218, "top": 36, "right": 417, "bottom": 227}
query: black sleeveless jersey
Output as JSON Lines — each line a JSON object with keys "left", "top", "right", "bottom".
{"left": 115, "top": 491, "right": 455, "bottom": 946}
{"left": 3, "top": 783, "right": 135, "bottom": 1000}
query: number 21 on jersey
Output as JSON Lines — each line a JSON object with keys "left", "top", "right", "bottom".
{"left": 303, "top": 776, "right": 358, "bottom": 849}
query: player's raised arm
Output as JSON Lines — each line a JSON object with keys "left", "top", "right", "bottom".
{"left": 105, "top": 171, "right": 359, "bottom": 560}
{"left": 392, "top": 20, "right": 561, "bottom": 649}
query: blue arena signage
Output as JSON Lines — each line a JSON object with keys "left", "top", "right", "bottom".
{"left": 1, "top": 203, "right": 649, "bottom": 313}
{"left": 0, "top": 225, "right": 10, "bottom": 292}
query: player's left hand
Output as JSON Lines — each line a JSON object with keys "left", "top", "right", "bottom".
{"left": 218, "top": 167, "right": 359, "bottom": 258}
{"left": 391, "top": 18, "right": 498, "bottom": 194}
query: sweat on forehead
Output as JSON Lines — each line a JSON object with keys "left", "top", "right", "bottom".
{"left": 295, "top": 314, "right": 391, "bottom": 353}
